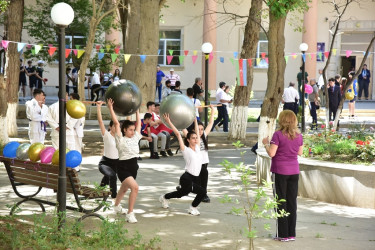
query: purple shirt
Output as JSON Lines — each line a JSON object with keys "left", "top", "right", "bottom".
{"left": 270, "top": 130, "right": 303, "bottom": 175}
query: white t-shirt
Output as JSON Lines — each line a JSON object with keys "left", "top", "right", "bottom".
{"left": 190, "top": 97, "right": 201, "bottom": 117}
{"left": 115, "top": 131, "right": 142, "bottom": 160}
{"left": 182, "top": 144, "right": 202, "bottom": 176}
{"left": 91, "top": 72, "right": 100, "bottom": 85}
{"left": 200, "top": 133, "right": 209, "bottom": 164}
{"left": 216, "top": 88, "right": 225, "bottom": 103}
{"left": 221, "top": 92, "right": 232, "bottom": 106}
{"left": 103, "top": 130, "right": 119, "bottom": 159}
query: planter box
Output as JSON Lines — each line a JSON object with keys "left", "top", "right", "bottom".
{"left": 255, "top": 149, "right": 375, "bottom": 209}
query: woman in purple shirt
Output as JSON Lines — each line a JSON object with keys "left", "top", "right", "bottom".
{"left": 262, "top": 110, "right": 303, "bottom": 242}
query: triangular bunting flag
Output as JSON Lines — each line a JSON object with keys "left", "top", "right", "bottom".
{"left": 308, "top": 54, "right": 312, "bottom": 60}
{"left": 193, "top": 50, "right": 197, "bottom": 56}
{"left": 205, "top": 54, "right": 209, "bottom": 60}
{"left": 208, "top": 52, "right": 214, "bottom": 64}
{"left": 220, "top": 57, "right": 224, "bottom": 63}
{"left": 124, "top": 54, "right": 131, "bottom": 64}
{"left": 261, "top": 52, "right": 266, "bottom": 59}
{"left": 178, "top": 55, "right": 185, "bottom": 64}
{"left": 1, "top": 40, "right": 9, "bottom": 49}
{"left": 65, "top": 45, "right": 70, "bottom": 49}
{"left": 48, "top": 47, "right": 57, "bottom": 56}
{"left": 292, "top": 53, "right": 297, "bottom": 59}
{"left": 168, "top": 50, "right": 173, "bottom": 56}
{"left": 73, "top": 49, "right": 78, "bottom": 56}
{"left": 284, "top": 56, "right": 289, "bottom": 63}
{"left": 140, "top": 55, "right": 146, "bottom": 63}
{"left": 77, "top": 50, "right": 85, "bottom": 58}
{"left": 27, "top": 44, "right": 32, "bottom": 49}
{"left": 96, "top": 45, "right": 101, "bottom": 51}
{"left": 17, "top": 43, "right": 26, "bottom": 52}
{"left": 184, "top": 50, "right": 189, "bottom": 56}
{"left": 229, "top": 58, "right": 235, "bottom": 66}
{"left": 111, "top": 53, "right": 118, "bottom": 62}
{"left": 100, "top": 49, "right": 104, "bottom": 53}
{"left": 265, "top": 58, "right": 269, "bottom": 64}
{"left": 233, "top": 52, "right": 238, "bottom": 59}
{"left": 192, "top": 55, "right": 198, "bottom": 64}
{"left": 158, "top": 49, "right": 161, "bottom": 55}
{"left": 248, "top": 59, "right": 252, "bottom": 67}
{"left": 65, "top": 49, "right": 71, "bottom": 58}
{"left": 48, "top": 44, "right": 53, "bottom": 47}
{"left": 302, "top": 54, "right": 306, "bottom": 62}
{"left": 311, "top": 53, "right": 315, "bottom": 60}
{"left": 256, "top": 58, "right": 261, "bottom": 65}
{"left": 105, "top": 44, "right": 111, "bottom": 52}
{"left": 324, "top": 51, "right": 329, "bottom": 58}
{"left": 332, "top": 49, "right": 337, "bottom": 56}
{"left": 318, "top": 52, "right": 322, "bottom": 60}
{"left": 114, "top": 48, "right": 120, "bottom": 54}
{"left": 98, "top": 52, "right": 105, "bottom": 60}
{"left": 34, "top": 44, "right": 42, "bottom": 54}
{"left": 31, "top": 48, "right": 35, "bottom": 55}
{"left": 75, "top": 45, "right": 80, "bottom": 49}
{"left": 346, "top": 50, "right": 352, "bottom": 58}
{"left": 167, "top": 55, "right": 173, "bottom": 64}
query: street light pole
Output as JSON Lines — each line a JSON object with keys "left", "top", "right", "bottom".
{"left": 51, "top": 2, "right": 74, "bottom": 228}
{"left": 299, "top": 43, "right": 308, "bottom": 133}
{"left": 201, "top": 42, "right": 213, "bottom": 127}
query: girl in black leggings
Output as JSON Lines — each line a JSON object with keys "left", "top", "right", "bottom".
{"left": 97, "top": 101, "right": 119, "bottom": 199}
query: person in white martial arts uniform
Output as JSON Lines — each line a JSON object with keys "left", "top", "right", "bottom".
{"left": 25, "top": 89, "right": 49, "bottom": 144}
{"left": 46, "top": 91, "right": 79, "bottom": 152}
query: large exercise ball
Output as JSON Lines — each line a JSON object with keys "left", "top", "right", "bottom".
{"left": 28, "top": 143, "right": 45, "bottom": 162}
{"left": 160, "top": 94, "right": 195, "bottom": 130}
{"left": 345, "top": 89, "right": 354, "bottom": 100}
{"left": 40, "top": 146, "right": 56, "bottom": 164}
{"left": 66, "top": 150, "right": 82, "bottom": 168}
{"left": 16, "top": 143, "right": 31, "bottom": 160}
{"left": 67, "top": 100, "right": 86, "bottom": 119}
{"left": 3, "top": 141, "right": 20, "bottom": 158}
{"left": 51, "top": 148, "right": 70, "bottom": 165}
{"left": 105, "top": 79, "right": 142, "bottom": 116}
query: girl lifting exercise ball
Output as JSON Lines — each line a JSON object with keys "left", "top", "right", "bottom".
{"left": 107, "top": 98, "right": 142, "bottom": 223}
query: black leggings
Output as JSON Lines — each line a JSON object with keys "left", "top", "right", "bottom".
{"left": 165, "top": 172, "right": 206, "bottom": 207}
{"left": 99, "top": 156, "right": 118, "bottom": 198}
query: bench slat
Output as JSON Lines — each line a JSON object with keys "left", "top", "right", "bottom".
{"left": 10, "top": 166, "right": 80, "bottom": 184}
{"left": 12, "top": 172, "right": 81, "bottom": 189}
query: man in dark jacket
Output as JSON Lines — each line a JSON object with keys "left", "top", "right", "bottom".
{"left": 328, "top": 78, "right": 341, "bottom": 121}
{"left": 358, "top": 64, "right": 371, "bottom": 100}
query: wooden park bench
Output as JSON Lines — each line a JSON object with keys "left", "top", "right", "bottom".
{"left": 0, "top": 156, "right": 111, "bottom": 221}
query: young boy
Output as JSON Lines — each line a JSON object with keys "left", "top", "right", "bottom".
{"left": 140, "top": 113, "right": 159, "bottom": 159}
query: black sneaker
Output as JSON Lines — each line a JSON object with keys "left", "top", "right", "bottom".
{"left": 251, "top": 148, "right": 257, "bottom": 155}
{"left": 202, "top": 195, "right": 210, "bottom": 203}
{"left": 138, "top": 157, "right": 142, "bottom": 161}
{"left": 160, "top": 151, "right": 168, "bottom": 157}
{"left": 166, "top": 149, "right": 173, "bottom": 156}
{"left": 150, "top": 152, "right": 160, "bottom": 159}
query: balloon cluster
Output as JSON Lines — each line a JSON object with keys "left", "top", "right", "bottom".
{"left": 2, "top": 142, "right": 82, "bottom": 168}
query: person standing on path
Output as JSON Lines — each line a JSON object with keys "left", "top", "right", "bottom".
{"left": 96, "top": 101, "right": 119, "bottom": 200}
{"left": 297, "top": 66, "right": 308, "bottom": 106}
{"left": 165, "top": 68, "right": 180, "bottom": 90}
{"left": 19, "top": 59, "right": 27, "bottom": 98}
{"left": 348, "top": 71, "right": 358, "bottom": 118}
{"left": 358, "top": 64, "right": 371, "bottom": 100}
{"left": 26, "top": 60, "right": 37, "bottom": 95}
{"left": 281, "top": 82, "right": 299, "bottom": 115}
{"left": 156, "top": 65, "right": 165, "bottom": 102}
{"left": 35, "top": 60, "right": 47, "bottom": 90}
{"left": 328, "top": 78, "right": 341, "bottom": 121}
{"left": 211, "top": 82, "right": 232, "bottom": 132}
{"left": 308, "top": 79, "right": 319, "bottom": 130}
{"left": 25, "top": 89, "right": 48, "bottom": 144}
{"left": 262, "top": 110, "right": 303, "bottom": 242}
{"left": 159, "top": 115, "right": 207, "bottom": 216}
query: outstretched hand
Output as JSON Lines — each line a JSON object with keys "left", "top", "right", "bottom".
{"left": 163, "top": 113, "right": 171, "bottom": 124}
{"left": 107, "top": 98, "right": 114, "bottom": 109}
{"left": 96, "top": 101, "right": 104, "bottom": 107}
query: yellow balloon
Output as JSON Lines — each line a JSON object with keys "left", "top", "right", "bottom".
{"left": 28, "top": 143, "right": 46, "bottom": 162}
{"left": 51, "top": 148, "right": 70, "bottom": 165}
{"left": 345, "top": 91, "right": 354, "bottom": 100}
{"left": 66, "top": 100, "right": 86, "bottom": 119}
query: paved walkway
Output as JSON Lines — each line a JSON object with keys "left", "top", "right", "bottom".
{"left": 0, "top": 148, "right": 374, "bottom": 249}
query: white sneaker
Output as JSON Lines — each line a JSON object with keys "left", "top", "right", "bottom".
{"left": 159, "top": 195, "right": 169, "bottom": 208}
{"left": 126, "top": 212, "right": 137, "bottom": 223}
{"left": 113, "top": 204, "right": 127, "bottom": 215}
{"left": 188, "top": 205, "right": 200, "bottom": 216}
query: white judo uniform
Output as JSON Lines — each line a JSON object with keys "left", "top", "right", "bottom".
{"left": 25, "top": 99, "right": 48, "bottom": 144}
{"left": 46, "top": 101, "right": 80, "bottom": 151}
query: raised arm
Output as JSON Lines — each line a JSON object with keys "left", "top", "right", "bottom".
{"left": 107, "top": 98, "right": 122, "bottom": 137}
{"left": 135, "top": 110, "right": 141, "bottom": 134}
{"left": 96, "top": 101, "right": 106, "bottom": 136}
{"left": 193, "top": 117, "right": 200, "bottom": 146}
{"left": 205, "top": 105, "right": 215, "bottom": 135}
{"left": 163, "top": 113, "right": 185, "bottom": 151}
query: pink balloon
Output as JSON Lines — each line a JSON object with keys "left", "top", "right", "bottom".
{"left": 40, "top": 146, "right": 56, "bottom": 164}
{"left": 305, "top": 84, "right": 313, "bottom": 94}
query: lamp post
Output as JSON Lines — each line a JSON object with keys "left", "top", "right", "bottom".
{"left": 201, "top": 42, "right": 213, "bottom": 127}
{"left": 51, "top": 2, "right": 74, "bottom": 228}
{"left": 299, "top": 42, "right": 308, "bottom": 133}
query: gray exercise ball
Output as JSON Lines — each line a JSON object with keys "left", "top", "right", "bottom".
{"left": 105, "top": 79, "right": 142, "bottom": 116}
{"left": 160, "top": 94, "right": 195, "bottom": 130}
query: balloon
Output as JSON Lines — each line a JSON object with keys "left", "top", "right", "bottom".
{"left": 105, "top": 79, "right": 142, "bottom": 116}
{"left": 40, "top": 146, "right": 56, "bottom": 164}
{"left": 66, "top": 150, "right": 82, "bottom": 168}
{"left": 345, "top": 90, "right": 354, "bottom": 100}
{"left": 28, "top": 143, "right": 46, "bottom": 162}
{"left": 160, "top": 94, "right": 196, "bottom": 130}
{"left": 66, "top": 100, "right": 86, "bottom": 119}
{"left": 16, "top": 143, "right": 31, "bottom": 160}
{"left": 51, "top": 148, "right": 70, "bottom": 165}
{"left": 305, "top": 84, "right": 313, "bottom": 94}
{"left": 3, "top": 141, "right": 20, "bottom": 158}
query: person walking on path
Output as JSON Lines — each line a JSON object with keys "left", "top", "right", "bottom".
{"left": 96, "top": 101, "right": 119, "bottom": 200}
{"left": 282, "top": 82, "right": 299, "bottom": 115}
{"left": 358, "top": 64, "right": 371, "bottom": 100}
{"left": 107, "top": 98, "right": 142, "bottom": 223}
{"left": 211, "top": 82, "right": 232, "bottom": 132}
{"left": 159, "top": 115, "right": 207, "bottom": 216}
{"left": 156, "top": 65, "right": 165, "bottom": 102}
{"left": 262, "top": 110, "right": 303, "bottom": 242}
{"left": 25, "top": 89, "right": 48, "bottom": 144}
{"left": 308, "top": 79, "right": 319, "bottom": 130}
{"left": 297, "top": 66, "right": 308, "bottom": 106}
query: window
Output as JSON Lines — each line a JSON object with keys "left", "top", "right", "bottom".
{"left": 255, "top": 32, "right": 268, "bottom": 68}
{"left": 158, "top": 30, "right": 181, "bottom": 66}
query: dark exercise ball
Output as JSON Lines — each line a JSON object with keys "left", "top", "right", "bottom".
{"left": 105, "top": 79, "right": 142, "bottom": 116}
{"left": 160, "top": 94, "right": 195, "bottom": 130}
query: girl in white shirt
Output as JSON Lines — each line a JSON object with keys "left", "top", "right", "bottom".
{"left": 107, "top": 98, "right": 142, "bottom": 223}
{"left": 97, "top": 101, "right": 119, "bottom": 199}
{"left": 159, "top": 115, "right": 207, "bottom": 216}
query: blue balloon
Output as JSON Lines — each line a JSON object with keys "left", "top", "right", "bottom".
{"left": 3, "top": 141, "right": 20, "bottom": 158}
{"left": 66, "top": 150, "right": 82, "bottom": 168}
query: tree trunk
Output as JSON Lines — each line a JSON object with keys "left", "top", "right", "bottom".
{"left": 122, "top": 0, "right": 159, "bottom": 111}
{"left": 0, "top": 74, "right": 8, "bottom": 146}
{"left": 119, "top": 0, "right": 129, "bottom": 58}
{"left": 228, "top": 0, "right": 262, "bottom": 140}
{"left": 258, "top": 14, "right": 286, "bottom": 145}
{"left": 5, "top": 0, "right": 24, "bottom": 137}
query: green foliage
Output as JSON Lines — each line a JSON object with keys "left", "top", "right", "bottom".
{"left": 220, "top": 141, "right": 289, "bottom": 249}
{"left": 266, "top": 0, "right": 310, "bottom": 18}
{"left": 0, "top": 0, "right": 8, "bottom": 14}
